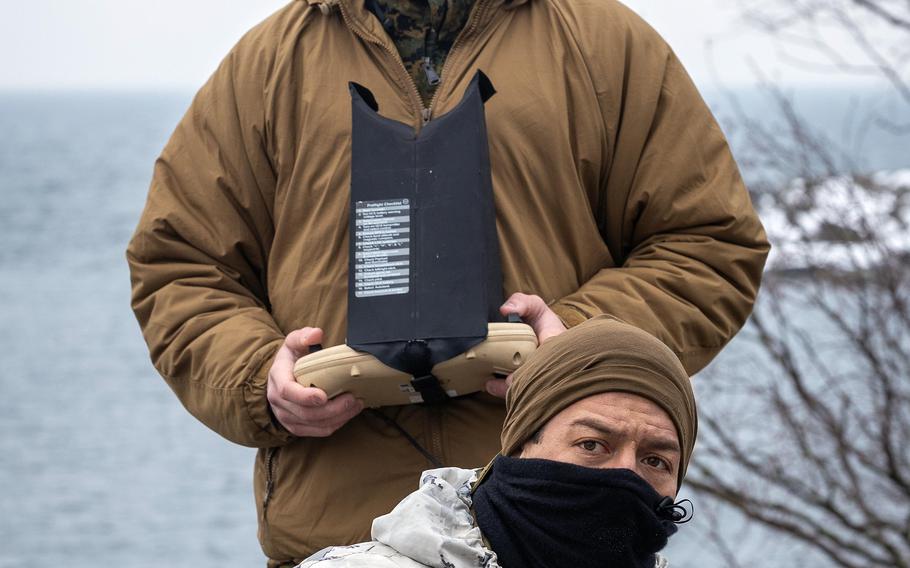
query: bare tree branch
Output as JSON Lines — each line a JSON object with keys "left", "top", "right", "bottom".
{"left": 686, "top": 2, "right": 910, "bottom": 564}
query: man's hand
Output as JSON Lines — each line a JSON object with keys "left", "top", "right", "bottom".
{"left": 267, "top": 327, "right": 364, "bottom": 437}
{"left": 485, "top": 293, "right": 569, "bottom": 399}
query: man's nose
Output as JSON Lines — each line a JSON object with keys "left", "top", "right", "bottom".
{"left": 608, "top": 447, "right": 639, "bottom": 473}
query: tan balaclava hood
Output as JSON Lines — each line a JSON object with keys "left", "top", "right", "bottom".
{"left": 500, "top": 316, "right": 697, "bottom": 489}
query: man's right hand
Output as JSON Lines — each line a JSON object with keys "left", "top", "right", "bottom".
{"left": 267, "top": 327, "right": 364, "bottom": 437}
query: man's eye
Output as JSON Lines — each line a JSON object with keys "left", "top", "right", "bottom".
{"left": 643, "top": 456, "right": 670, "bottom": 471}
{"left": 579, "top": 440, "right": 604, "bottom": 453}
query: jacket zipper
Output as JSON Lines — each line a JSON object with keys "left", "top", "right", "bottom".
{"left": 423, "top": 0, "right": 494, "bottom": 123}
{"left": 261, "top": 446, "right": 279, "bottom": 521}
{"left": 336, "top": 0, "right": 429, "bottom": 128}
{"left": 336, "top": 0, "right": 495, "bottom": 126}
{"left": 430, "top": 409, "right": 444, "bottom": 464}
{"left": 422, "top": 57, "right": 441, "bottom": 87}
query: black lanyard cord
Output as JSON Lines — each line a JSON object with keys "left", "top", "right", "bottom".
{"left": 366, "top": 408, "right": 444, "bottom": 469}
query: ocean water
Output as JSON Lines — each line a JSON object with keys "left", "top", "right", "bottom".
{"left": 0, "top": 88, "right": 907, "bottom": 567}
{"left": 0, "top": 92, "right": 264, "bottom": 566}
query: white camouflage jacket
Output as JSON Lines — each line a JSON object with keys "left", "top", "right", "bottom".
{"left": 296, "top": 467, "right": 669, "bottom": 568}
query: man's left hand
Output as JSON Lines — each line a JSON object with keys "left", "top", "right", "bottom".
{"left": 485, "top": 292, "right": 568, "bottom": 399}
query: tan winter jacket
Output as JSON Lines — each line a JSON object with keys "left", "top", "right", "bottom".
{"left": 126, "top": 0, "right": 769, "bottom": 564}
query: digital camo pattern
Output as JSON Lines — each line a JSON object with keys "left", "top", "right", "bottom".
{"left": 297, "top": 467, "right": 499, "bottom": 568}
{"left": 297, "top": 542, "right": 426, "bottom": 567}
{"left": 370, "top": 0, "right": 476, "bottom": 105}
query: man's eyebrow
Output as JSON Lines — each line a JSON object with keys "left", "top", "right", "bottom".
{"left": 640, "top": 437, "right": 682, "bottom": 455}
{"left": 568, "top": 417, "right": 681, "bottom": 454}
{"left": 568, "top": 417, "right": 618, "bottom": 437}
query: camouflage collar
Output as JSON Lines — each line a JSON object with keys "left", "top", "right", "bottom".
{"left": 303, "top": 0, "right": 531, "bottom": 15}
{"left": 366, "top": 0, "right": 476, "bottom": 104}
{"left": 303, "top": 0, "right": 528, "bottom": 105}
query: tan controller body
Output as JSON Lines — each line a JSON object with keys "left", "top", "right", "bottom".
{"left": 293, "top": 323, "right": 538, "bottom": 407}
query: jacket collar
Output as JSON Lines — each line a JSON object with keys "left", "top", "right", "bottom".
{"left": 302, "top": 0, "right": 530, "bottom": 67}
{"left": 371, "top": 467, "right": 501, "bottom": 568}
{"left": 303, "top": 0, "right": 530, "bottom": 17}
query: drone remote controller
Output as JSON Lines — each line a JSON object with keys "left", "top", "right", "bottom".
{"left": 293, "top": 322, "right": 538, "bottom": 407}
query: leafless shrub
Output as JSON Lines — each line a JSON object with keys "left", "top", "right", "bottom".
{"left": 685, "top": 2, "right": 910, "bottom": 566}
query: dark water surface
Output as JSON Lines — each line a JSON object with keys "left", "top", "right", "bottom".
{"left": 1, "top": 89, "right": 905, "bottom": 566}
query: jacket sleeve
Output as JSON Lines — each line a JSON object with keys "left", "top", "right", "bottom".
{"left": 126, "top": 31, "right": 293, "bottom": 448}
{"left": 550, "top": 40, "right": 770, "bottom": 376}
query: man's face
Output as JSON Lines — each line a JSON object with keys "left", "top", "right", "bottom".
{"left": 518, "top": 392, "right": 681, "bottom": 497}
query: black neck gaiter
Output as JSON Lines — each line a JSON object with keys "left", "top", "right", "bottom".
{"left": 472, "top": 456, "right": 679, "bottom": 568}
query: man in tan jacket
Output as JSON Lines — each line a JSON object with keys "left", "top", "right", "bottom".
{"left": 127, "top": 0, "right": 768, "bottom": 564}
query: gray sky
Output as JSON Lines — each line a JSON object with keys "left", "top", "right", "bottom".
{"left": 0, "top": 0, "right": 881, "bottom": 91}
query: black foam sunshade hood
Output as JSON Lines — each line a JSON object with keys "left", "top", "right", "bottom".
{"left": 346, "top": 71, "right": 503, "bottom": 390}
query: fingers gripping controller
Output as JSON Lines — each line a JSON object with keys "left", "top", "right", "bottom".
{"left": 293, "top": 322, "right": 538, "bottom": 407}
